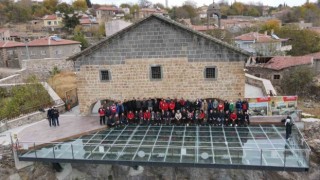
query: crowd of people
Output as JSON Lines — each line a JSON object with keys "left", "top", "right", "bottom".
{"left": 47, "top": 107, "right": 60, "bottom": 127}
{"left": 98, "top": 98, "right": 250, "bottom": 128}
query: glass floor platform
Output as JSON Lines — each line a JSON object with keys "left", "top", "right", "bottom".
{"left": 17, "top": 125, "right": 310, "bottom": 171}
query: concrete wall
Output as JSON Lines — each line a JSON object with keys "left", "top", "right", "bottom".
{"left": 0, "top": 47, "right": 24, "bottom": 68}
{"left": 105, "top": 20, "right": 132, "bottom": 37}
{"left": 78, "top": 58, "right": 245, "bottom": 114}
{"left": 245, "top": 73, "right": 276, "bottom": 96}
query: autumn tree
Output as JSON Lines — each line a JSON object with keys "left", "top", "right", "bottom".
{"left": 260, "top": 19, "right": 281, "bottom": 33}
{"left": 63, "top": 14, "right": 80, "bottom": 30}
{"left": 72, "top": 0, "right": 88, "bottom": 11}
{"left": 56, "top": 2, "right": 74, "bottom": 14}
{"left": 43, "top": 0, "right": 59, "bottom": 13}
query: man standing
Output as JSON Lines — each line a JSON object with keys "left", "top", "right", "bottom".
{"left": 98, "top": 105, "right": 106, "bottom": 125}
{"left": 53, "top": 107, "right": 60, "bottom": 126}
{"left": 47, "top": 107, "right": 54, "bottom": 127}
{"left": 285, "top": 115, "right": 293, "bottom": 140}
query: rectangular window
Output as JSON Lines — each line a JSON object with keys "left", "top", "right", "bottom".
{"left": 48, "top": 21, "right": 51, "bottom": 25}
{"left": 205, "top": 67, "right": 217, "bottom": 79}
{"left": 150, "top": 65, "right": 162, "bottom": 80}
{"left": 41, "top": 50, "right": 46, "bottom": 55}
{"left": 273, "top": 74, "right": 281, "bottom": 80}
{"left": 100, "top": 70, "right": 110, "bottom": 81}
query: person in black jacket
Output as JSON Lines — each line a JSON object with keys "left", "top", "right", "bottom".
{"left": 47, "top": 107, "right": 54, "bottom": 127}
{"left": 208, "top": 109, "right": 214, "bottom": 126}
{"left": 52, "top": 107, "right": 60, "bottom": 126}
{"left": 244, "top": 111, "right": 250, "bottom": 126}
{"left": 136, "top": 98, "right": 142, "bottom": 111}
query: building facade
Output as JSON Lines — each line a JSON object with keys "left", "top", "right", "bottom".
{"left": 68, "top": 15, "right": 250, "bottom": 115}
{"left": 0, "top": 41, "right": 24, "bottom": 68}
{"left": 234, "top": 32, "right": 291, "bottom": 56}
{"left": 246, "top": 56, "right": 314, "bottom": 86}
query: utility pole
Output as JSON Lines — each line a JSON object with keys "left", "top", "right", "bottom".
{"left": 165, "top": 0, "right": 168, "bottom": 8}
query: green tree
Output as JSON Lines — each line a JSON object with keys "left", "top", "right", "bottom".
{"left": 43, "top": 0, "right": 58, "bottom": 13}
{"left": 72, "top": 0, "right": 88, "bottom": 11}
{"left": 63, "top": 14, "right": 80, "bottom": 31}
{"left": 281, "top": 67, "right": 315, "bottom": 96}
{"left": 73, "top": 26, "right": 89, "bottom": 50}
{"left": 276, "top": 27, "right": 320, "bottom": 56}
{"left": 56, "top": 2, "right": 74, "bottom": 14}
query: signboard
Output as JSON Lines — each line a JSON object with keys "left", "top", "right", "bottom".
{"left": 248, "top": 96, "right": 298, "bottom": 116}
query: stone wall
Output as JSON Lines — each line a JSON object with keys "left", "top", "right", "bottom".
{"left": 245, "top": 73, "right": 277, "bottom": 96}
{"left": 0, "top": 74, "right": 23, "bottom": 84}
{"left": 21, "top": 58, "right": 74, "bottom": 81}
{"left": 75, "top": 17, "right": 248, "bottom": 70}
{"left": 78, "top": 58, "right": 245, "bottom": 114}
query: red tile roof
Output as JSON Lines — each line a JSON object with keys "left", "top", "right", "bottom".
{"left": 235, "top": 32, "right": 285, "bottom": 43}
{"left": 42, "top": 15, "right": 58, "bottom": 20}
{"left": 0, "top": 41, "right": 24, "bottom": 48}
{"left": 0, "top": 28, "right": 9, "bottom": 33}
{"left": 304, "top": 51, "right": 320, "bottom": 59}
{"left": 80, "top": 18, "right": 98, "bottom": 25}
{"left": 27, "top": 37, "right": 80, "bottom": 47}
{"left": 263, "top": 56, "right": 313, "bottom": 70}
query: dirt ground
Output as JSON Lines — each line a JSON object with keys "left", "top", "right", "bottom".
{"left": 298, "top": 99, "right": 320, "bottom": 118}
{"left": 47, "top": 71, "right": 77, "bottom": 100}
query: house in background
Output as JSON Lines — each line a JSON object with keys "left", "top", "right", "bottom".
{"left": 105, "top": 20, "right": 132, "bottom": 37}
{"left": 134, "top": 8, "right": 168, "bottom": 20}
{"left": 96, "top": 6, "right": 120, "bottom": 25}
{"left": 0, "top": 41, "right": 25, "bottom": 68}
{"left": 0, "top": 28, "right": 11, "bottom": 41}
{"left": 246, "top": 56, "right": 314, "bottom": 86}
{"left": 21, "top": 36, "right": 81, "bottom": 60}
{"left": 42, "top": 14, "right": 63, "bottom": 31}
{"left": 79, "top": 14, "right": 99, "bottom": 32}
{"left": 234, "top": 32, "right": 292, "bottom": 56}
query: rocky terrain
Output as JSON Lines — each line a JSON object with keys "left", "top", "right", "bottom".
{"left": 1, "top": 122, "right": 319, "bottom": 180}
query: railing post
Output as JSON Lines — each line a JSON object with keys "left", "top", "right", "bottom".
{"left": 283, "top": 149, "right": 286, "bottom": 169}
{"left": 260, "top": 149, "right": 263, "bottom": 165}
{"left": 71, "top": 144, "right": 74, "bottom": 159}
{"left": 34, "top": 142, "right": 37, "bottom": 158}
{"left": 53, "top": 146, "right": 56, "bottom": 159}
{"left": 90, "top": 144, "right": 93, "bottom": 160}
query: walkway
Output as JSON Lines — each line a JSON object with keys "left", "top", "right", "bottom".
{"left": 17, "top": 114, "right": 104, "bottom": 144}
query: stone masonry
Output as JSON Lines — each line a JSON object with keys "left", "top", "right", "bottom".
{"left": 70, "top": 15, "right": 250, "bottom": 115}
{"left": 78, "top": 58, "right": 245, "bottom": 114}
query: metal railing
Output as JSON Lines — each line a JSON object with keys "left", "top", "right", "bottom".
{"left": 15, "top": 140, "right": 310, "bottom": 169}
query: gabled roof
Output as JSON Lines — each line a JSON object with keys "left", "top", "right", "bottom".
{"left": 0, "top": 41, "right": 24, "bottom": 48}
{"left": 42, "top": 15, "right": 58, "bottom": 20}
{"left": 80, "top": 18, "right": 98, "bottom": 25}
{"left": 68, "top": 14, "right": 250, "bottom": 61}
{"left": 97, "top": 6, "right": 118, "bottom": 11}
{"left": 263, "top": 56, "right": 313, "bottom": 70}
{"left": 27, "top": 37, "right": 80, "bottom": 47}
{"left": 235, "top": 32, "right": 287, "bottom": 43}
{"left": 304, "top": 51, "right": 320, "bottom": 59}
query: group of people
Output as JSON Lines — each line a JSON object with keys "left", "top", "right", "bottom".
{"left": 47, "top": 107, "right": 60, "bottom": 127}
{"left": 98, "top": 98, "right": 250, "bottom": 128}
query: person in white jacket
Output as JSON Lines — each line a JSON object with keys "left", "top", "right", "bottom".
{"left": 175, "top": 110, "right": 182, "bottom": 125}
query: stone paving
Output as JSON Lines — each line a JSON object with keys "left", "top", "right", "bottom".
{"left": 17, "top": 114, "right": 104, "bottom": 143}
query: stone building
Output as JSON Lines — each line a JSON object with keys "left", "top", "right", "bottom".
{"left": 21, "top": 36, "right": 81, "bottom": 60}
{"left": 0, "top": 41, "right": 24, "bottom": 68}
{"left": 0, "top": 28, "right": 10, "bottom": 41}
{"left": 67, "top": 15, "right": 250, "bottom": 115}
{"left": 96, "top": 6, "right": 119, "bottom": 25}
{"left": 246, "top": 56, "right": 314, "bottom": 86}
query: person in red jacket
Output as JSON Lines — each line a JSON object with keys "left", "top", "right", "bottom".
{"left": 127, "top": 111, "right": 135, "bottom": 125}
{"left": 198, "top": 110, "right": 205, "bottom": 125}
{"left": 169, "top": 100, "right": 175, "bottom": 111}
{"left": 230, "top": 111, "right": 237, "bottom": 127}
{"left": 217, "top": 101, "right": 224, "bottom": 112}
{"left": 159, "top": 99, "right": 165, "bottom": 111}
{"left": 143, "top": 110, "right": 151, "bottom": 125}
{"left": 98, "top": 105, "right": 105, "bottom": 125}
{"left": 110, "top": 103, "right": 117, "bottom": 115}
{"left": 162, "top": 101, "right": 168, "bottom": 111}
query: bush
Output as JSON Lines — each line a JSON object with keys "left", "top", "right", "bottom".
{"left": 0, "top": 76, "right": 52, "bottom": 120}
{"left": 280, "top": 66, "right": 315, "bottom": 96}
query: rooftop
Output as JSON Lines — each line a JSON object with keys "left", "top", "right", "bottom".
{"left": 235, "top": 32, "right": 287, "bottom": 43}
{"left": 263, "top": 56, "right": 313, "bottom": 70}
{"left": 42, "top": 15, "right": 58, "bottom": 20}
{"left": 0, "top": 41, "right": 24, "bottom": 48}
{"left": 27, "top": 36, "right": 80, "bottom": 47}
{"left": 17, "top": 125, "right": 310, "bottom": 171}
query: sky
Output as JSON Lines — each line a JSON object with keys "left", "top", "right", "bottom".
{"left": 80, "top": 0, "right": 317, "bottom": 8}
